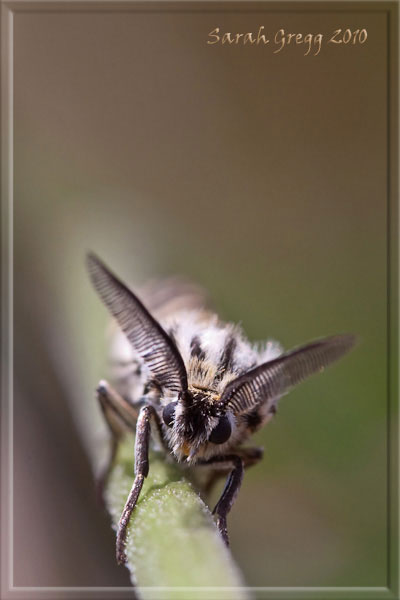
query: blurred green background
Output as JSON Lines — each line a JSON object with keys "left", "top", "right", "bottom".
{"left": 13, "top": 6, "right": 388, "bottom": 589}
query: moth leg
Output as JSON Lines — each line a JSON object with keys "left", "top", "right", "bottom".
{"left": 96, "top": 380, "right": 138, "bottom": 503}
{"left": 200, "top": 454, "right": 244, "bottom": 546}
{"left": 204, "top": 446, "right": 263, "bottom": 495}
{"left": 116, "top": 404, "right": 158, "bottom": 565}
{"left": 237, "top": 445, "right": 264, "bottom": 467}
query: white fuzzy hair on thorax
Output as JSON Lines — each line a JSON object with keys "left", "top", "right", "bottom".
{"left": 107, "top": 281, "right": 283, "bottom": 407}
{"left": 161, "top": 309, "right": 282, "bottom": 395}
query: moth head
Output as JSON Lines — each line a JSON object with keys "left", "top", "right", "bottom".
{"left": 162, "top": 388, "right": 234, "bottom": 460}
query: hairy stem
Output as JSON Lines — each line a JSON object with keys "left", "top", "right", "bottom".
{"left": 105, "top": 435, "right": 250, "bottom": 600}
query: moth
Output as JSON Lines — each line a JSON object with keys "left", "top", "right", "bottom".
{"left": 87, "top": 253, "right": 356, "bottom": 565}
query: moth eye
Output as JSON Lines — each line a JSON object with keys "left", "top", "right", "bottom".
{"left": 162, "top": 401, "right": 177, "bottom": 427}
{"left": 209, "top": 416, "right": 232, "bottom": 445}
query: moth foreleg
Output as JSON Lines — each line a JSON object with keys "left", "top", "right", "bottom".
{"left": 204, "top": 446, "right": 263, "bottom": 496}
{"left": 116, "top": 404, "right": 158, "bottom": 565}
{"left": 200, "top": 454, "right": 244, "bottom": 546}
{"left": 96, "top": 380, "right": 138, "bottom": 503}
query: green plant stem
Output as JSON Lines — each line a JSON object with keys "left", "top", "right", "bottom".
{"left": 105, "top": 435, "right": 250, "bottom": 600}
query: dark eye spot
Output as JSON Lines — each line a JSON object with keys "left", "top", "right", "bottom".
{"left": 162, "top": 402, "right": 177, "bottom": 427}
{"left": 209, "top": 416, "right": 232, "bottom": 445}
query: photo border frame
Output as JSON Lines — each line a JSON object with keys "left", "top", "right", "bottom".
{"left": 1, "top": 1, "right": 398, "bottom": 598}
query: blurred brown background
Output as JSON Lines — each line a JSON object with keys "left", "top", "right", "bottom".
{"left": 12, "top": 3, "right": 389, "bottom": 589}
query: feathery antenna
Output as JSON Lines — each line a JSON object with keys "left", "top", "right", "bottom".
{"left": 217, "top": 334, "right": 357, "bottom": 416}
{"left": 87, "top": 253, "right": 188, "bottom": 395}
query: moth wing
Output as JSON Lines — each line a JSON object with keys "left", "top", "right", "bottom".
{"left": 140, "top": 276, "right": 210, "bottom": 320}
